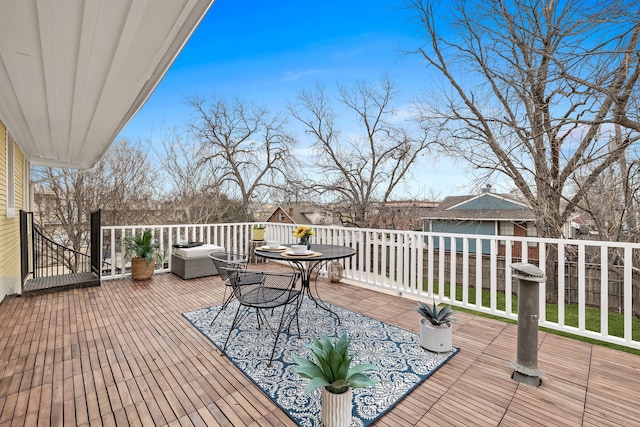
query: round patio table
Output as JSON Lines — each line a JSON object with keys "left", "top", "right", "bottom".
{"left": 254, "top": 243, "right": 356, "bottom": 324}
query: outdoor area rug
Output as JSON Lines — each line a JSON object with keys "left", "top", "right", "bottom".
{"left": 183, "top": 298, "right": 459, "bottom": 426}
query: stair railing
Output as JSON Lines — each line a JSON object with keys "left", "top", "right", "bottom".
{"left": 31, "top": 219, "right": 92, "bottom": 278}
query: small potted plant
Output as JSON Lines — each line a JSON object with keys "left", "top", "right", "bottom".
{"left": 123, "top": 229, "right": 163, "bottom": 280}
{"left": 252, "top": 224, "right": 266, "bottom": 241}
{"left": 292, "top": 331, "right": 377, "bottom": 427}
{"left": 415, "top": 298, "right": 454, "bottom": 352}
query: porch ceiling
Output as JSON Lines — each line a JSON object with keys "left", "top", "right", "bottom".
{"left": 0, "top": 0, "right": 214, "bottom": 169}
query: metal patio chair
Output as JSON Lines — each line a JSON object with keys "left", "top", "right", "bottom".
{"left": 207, "top": 251, "right": 255, "bottom": 326}
{"left": 220, "top": 267, "right": 301, "bottom": 365}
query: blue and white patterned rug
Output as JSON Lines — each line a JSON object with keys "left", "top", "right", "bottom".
{"left": 183, "top": 298, "right": 459, "bottom": 426}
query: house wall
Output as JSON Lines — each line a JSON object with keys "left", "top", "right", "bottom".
{"left": 266, "top": 207, "right": 294, "bottom": 224}
{"left": 428, "top": 219, "right": 541, "bottom": 258}
{"left": 429, "top": 220, "right": 494, "bottom": 253}
{"left": 497, "top": 222, "right": 540, "bottom": 259}
{"left": 0, "top": 119, "right": 26, "bottom": 302}
{"left": 305, "top": 210, "right": 340, "bottom": 226}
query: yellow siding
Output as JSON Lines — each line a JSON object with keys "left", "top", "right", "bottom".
{"left": 0, "top": 119, "right": 23, "bottom": 300}
{"left": 15, "top": 142, "right": 24, "bottom": 210}
{"left": 0, "top": 122, "right": 5, "bottom": 208}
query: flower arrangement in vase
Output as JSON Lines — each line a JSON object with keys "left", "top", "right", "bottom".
{"left": 293, "top": 225, "right": 315, "bottom": 249}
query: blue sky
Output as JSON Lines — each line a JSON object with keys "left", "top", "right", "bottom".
{"left": 118, "top": 0, "right": 473, "bottom": 199}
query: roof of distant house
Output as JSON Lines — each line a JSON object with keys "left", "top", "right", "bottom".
{"left": 382, "top": 200, "right": 439, "bottom": 209}
{"left": 424, "top": 187, "right": 536, "bottom": 221}
{"left": 265, "top": 204, "right": 314, "bottom": 225}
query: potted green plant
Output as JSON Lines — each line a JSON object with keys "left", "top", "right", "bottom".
{"left": 291, "top": 331, "right": 377, "bottom": 427}
{"left": 415, "top": 298, "right": 454, "bottom": 352}
{"left": 252, "top": 224, "right": 266, "bottom": 241}
{"left": 123, "top": 229, "right": 163, "bottom": 280}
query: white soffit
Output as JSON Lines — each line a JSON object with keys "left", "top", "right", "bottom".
{"left": 0, "top": 0, "right": 214, "bottom": 169}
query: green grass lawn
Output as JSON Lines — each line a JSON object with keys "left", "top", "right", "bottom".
{"left": 424, "top": 280, "right": 640, "bottom": 356}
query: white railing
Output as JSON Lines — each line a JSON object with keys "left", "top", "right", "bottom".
{"left": 101, "top": 222, "right": 640, "bottom": 349}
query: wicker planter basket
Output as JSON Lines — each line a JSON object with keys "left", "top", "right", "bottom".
{"left": 131, "top": 258, "right": 156, "bottom": 281}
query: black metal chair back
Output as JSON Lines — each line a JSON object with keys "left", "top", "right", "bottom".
{"left": 208, "top": 252, "right": 248, "bottom": 281}
{"left": 220, "top": 267, "right": 301, "bottom": 365}
{"left": 207, "top": 251, "right": 250, "bottom": 326}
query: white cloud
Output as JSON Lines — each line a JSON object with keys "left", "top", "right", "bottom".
{"left": 282, "top": 68, "right": 327, "bottom": 82}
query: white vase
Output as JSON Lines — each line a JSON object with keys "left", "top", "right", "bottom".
{"left": 321, "top": 387, "right": 352, "bottom": 427}
{"left": 419, "top": 318, "right": 453, "bottom": 352}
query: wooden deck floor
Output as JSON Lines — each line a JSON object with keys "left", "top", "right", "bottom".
{"left": 1, "top": 267, "right": 640, "bottom": 426}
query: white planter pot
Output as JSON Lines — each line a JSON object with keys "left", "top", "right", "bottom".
{"left": 322, "top": 387, "right": 352, "bottom": 427}
{"left": 419, "top": 318, "right": 452, "bottom": 352}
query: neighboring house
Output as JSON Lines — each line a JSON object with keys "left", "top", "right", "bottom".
{"left": 32, "top": 183, "right": 61, "bottom": 227}
{"left": 251, "top": 202, "right": 278, "bottom": 223}
{"left": 423, "top": 185, "right": 539, "bottom": 258}
{"left": 0, "top": 1, "right": 214, "bottom": 302}
{"left": 264, "top": 204, "right": 341, "bottom": 226}
{"left": 369, "top": 200, "right": 439, "bottom": 231}
{"left": 567, "top": 213, "right": 600, "bottom": 240}
{"left": 0, "top": 122, "right": 27, "bottom": 302}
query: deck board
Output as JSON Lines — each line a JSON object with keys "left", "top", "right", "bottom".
{"left": 23, "top": 272, "right": 100, "bottom": 295}
{"left": 2, "top": 267, "right": 640, "bottom": 426}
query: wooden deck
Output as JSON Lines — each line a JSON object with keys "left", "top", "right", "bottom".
{"left": 1, "top": 267, "right": 640, "bottom": 426}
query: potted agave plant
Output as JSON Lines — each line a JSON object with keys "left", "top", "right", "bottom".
{"left": 123, "top": 229, "right": 163, "bottom": 280}
{"left": 292, "top": 331, "right": 377, "bottom": 427}
{"left": 416, "top": 298, "right": 454, "bottom": 352}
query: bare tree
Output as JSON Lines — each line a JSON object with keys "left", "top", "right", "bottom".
{"left": 289, "top": 77, "right": 432, "bottom": 227}
{"left": 187, "top": 96, "right": 297, "bottom": 219}
{"left": 373, "top": 200, "right": 438, "bottom": 231}
{"left": 159, "top": 132, "right": 246, "bottom": 223}
{"left": 90, "top": 139, "right": 157, "bottom": 226}
{"left": 575, "top": 148, "right": 640, "bottom": 241}
{"left": 409, "top": 0, "right": 640, "bottom": 239}
{"left": 32, "top": 139, "right": 155, "bottom": 271}
{"left": 32, "top": 169, "right": 93, "bottom": 273}
{"left": 408, "top": 0, "right": 640, "bottom": 300}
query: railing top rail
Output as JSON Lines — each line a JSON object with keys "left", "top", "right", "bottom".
{"left": 100, "top": 221, "right": 640, "bottom": 249}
